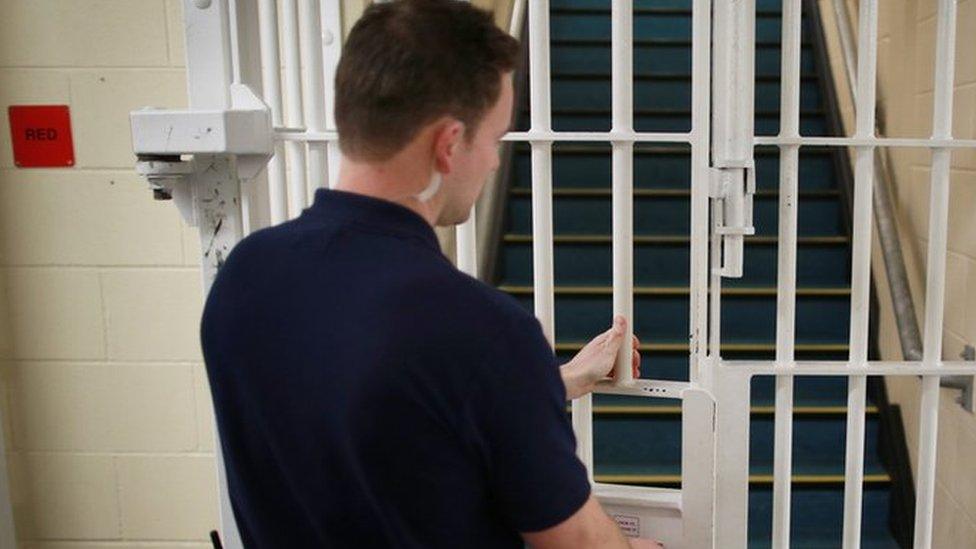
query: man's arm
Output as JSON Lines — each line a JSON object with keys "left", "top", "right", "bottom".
{"left": 521, "top": 495, "right": 663, "bottom": 549}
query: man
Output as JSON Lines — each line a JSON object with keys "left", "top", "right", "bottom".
{"left": 201, "top": 1, "right": 661, "bottom": 547}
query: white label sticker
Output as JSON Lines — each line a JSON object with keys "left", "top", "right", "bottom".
{"left": 612, "top": 514, "right": 641, "bottom": 537}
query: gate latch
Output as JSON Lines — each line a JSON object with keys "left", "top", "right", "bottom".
{"left": 709, "top": 162, "right": 755, "bottom": 278}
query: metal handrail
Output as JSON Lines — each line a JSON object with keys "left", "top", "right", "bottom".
{"left": 829, "top": 0, "right": 973, "bottom": 409}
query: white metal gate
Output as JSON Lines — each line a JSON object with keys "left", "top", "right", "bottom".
{"left": 130, "top": 1, "right": 976, "bottom": 547}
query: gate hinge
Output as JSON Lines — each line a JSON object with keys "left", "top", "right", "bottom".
{"left": 709, "top": 163, "right": 755, "bottom": 278}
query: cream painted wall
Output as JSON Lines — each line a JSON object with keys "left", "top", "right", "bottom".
{"left": 0, "top": 0, "right": 216, "bottom": 546}
{"left": 820, "top": 0, "right": 976, "bottom": 545}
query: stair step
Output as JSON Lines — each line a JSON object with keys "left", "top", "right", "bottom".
{"left": 503, "top": 234, "right": 848, "bottom": 244}
{"left": 498, "top": 235, "right": 851, "bottom": 287}
{"left": 548, "top": 9, "right": 808, "bottom": 45}
{"left": 510, "top": 145, "right": 839, "bottom": 191}
{"left": 508, "top": 188, "right": 840, "bottom": 198}
{"left": 592, "top": 474, "right": 890, "bottom": 486}
{"left": 500, "top": 285, "right": 850, "bottom": 297}
{"left": 576, "top": 405, "right": 878, "bottom": 416}
{"left": 551, "top": 42, "right": 817, "bottom": 77}
{"left": 506, "top": 193, "right": 844, "bottom": 238}
{"left": 554, "top": 342, "right": 849, "bottom": 353}
{"left": 551, "top": 73, "right": 819, "bottom": 82}
{"left": 590, "top": 414, "right": 885, "bottom": 478}
{"left": 544, "top": 78, "right": 822, "bottom": 111}
{"left": 555, "top": 79, "right": 820, "bottom": 111}
{"left": 550, "top": 0, "right": 790, "bottom": 13}
{"left": 514, "top": 109, "right": 829, "bottom": 135}
{"left": 509, "top": 290, "right": 851, "bottom": 341}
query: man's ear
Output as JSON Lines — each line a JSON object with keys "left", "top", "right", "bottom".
{"left": 432, "top": 118, "right": 465, "bottom": 175}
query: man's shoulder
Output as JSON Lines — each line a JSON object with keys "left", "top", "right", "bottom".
{"left": 407, "top": 262, "right": 537, "bottom": 326}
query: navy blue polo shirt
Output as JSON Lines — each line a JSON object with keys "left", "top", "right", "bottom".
{"left": 200, "top": 188, "right": 590, "bottom": 548}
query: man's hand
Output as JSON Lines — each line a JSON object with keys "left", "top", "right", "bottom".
{"left": 560, "top": 315, "right": 641, "bottom": 400}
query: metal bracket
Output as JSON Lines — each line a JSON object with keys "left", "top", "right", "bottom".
{"left": 129, "top": 83, "right": 273, "bottom": 225}
{"left": 943, "top": 345, "right": 975, "bottom": 413}
{"left": 709, "top": 163, "right": 756, "bottom": 278}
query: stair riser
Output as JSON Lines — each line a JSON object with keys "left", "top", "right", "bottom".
{"left": 512, "top": 293, "right": 851, "bottom": 341}
{"left": 499, "top": 242, "right": 850, "bottom": 287}
{"left": 547, "top": 79, "right": 821, "bottom": 111}
{"left": 588, "top": 415, "right": 883, "bottom": 474}
{"left": 506, "top": 195, "right": 845, "bottom": 237}
{"left": 515, "top": 111, "right": 829, "bottom": 134}
{"left": 511, "top": 150, "right": 837, "bottom": 191}
{"left": 552, "top": 43, "right": 817, "bottom": 76}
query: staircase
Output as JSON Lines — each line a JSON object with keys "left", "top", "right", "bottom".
{"left": 491, "top": 1, "right": 902, "bottom": 547}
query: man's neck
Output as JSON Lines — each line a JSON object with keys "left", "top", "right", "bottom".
{"left": 335, "top": 156, "right": 442, "bottom": 228}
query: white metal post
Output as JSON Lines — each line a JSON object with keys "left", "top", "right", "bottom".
{"left": 772, "top": 1, "right": 802, "bottom": 547}
{"left": 257, "top": 0, "right": 289, "bottom": 225}
{"left": 611, "top": 0, "right": 634, "bottom": 385}
{"left": 282, "top": 0, "right": 309, "bottom": 217}
{"left": 320, "top": 0, "right": 343, "bottom": 189}
{"left": 184, "top": 1, "right": 244, "bottom": 546}
{"left": 688, "top": 0, "right": 711, "bottom": 386}
{"left": 709, "top": 2, "right": 756, "bottom": 546}
{"left": 299, "top": 0, "right": 329, "bottom": 201}
{"left": 842, "top": 2, "right": 877, "bottom": 547}
{"left": 914, "top": 1, "right": 958, "bottom": 547}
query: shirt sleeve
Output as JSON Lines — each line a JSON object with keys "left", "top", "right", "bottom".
{"left": 465, "top": 312, "right": 592, "bottom": 533}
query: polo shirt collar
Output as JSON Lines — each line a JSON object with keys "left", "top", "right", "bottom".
{"left": 307, "top": 188, "right": 442, "bottom": 253}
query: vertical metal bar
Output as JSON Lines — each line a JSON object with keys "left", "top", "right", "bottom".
{"left": 611, "top": 0, "right": 634, "bottom": 385}
{"left": 319, "top": 0, "right": 343, "bottom": 189}
{"left": 299, "top": 0, "right": 328, "bottom": 202}
{"left": 528, "top": 0, "right": 590, "bottom": 476}
{"left": 258, "top": 0, "right": 288, "bottom": 224}
{"left": 915, "top": 1, "right": 958, "bottom": 546}
{"left": 182, "top": 2, "right": 242, "bottom": 546}
{"left": 282, "top": 0, "right": 309, "bottom": 217}
{"left": 843, "top": 2, "right": 878, "bottom": 547}
{"left": 457, "top": 211, "right": 478, "bottom": 276}
{"left": 772, "top": 1, "right": 801, "bottom": 546}
{"left": 227, "top": 0, "right": 252, "bottom": 236}
{"left": 689, "top": 0, "right": 710, "bottom": 385}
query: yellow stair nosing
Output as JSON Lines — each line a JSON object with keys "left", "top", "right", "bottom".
{"left": 571, "top": 405, "right": 879, "bottom": 415}
{"left": 508, "top": 187, "right": 839, "bottom": 198}
{"left": 554, "top": 342, "right": 849, "bottom": 353}
{"left": 503, "top": 234, "right": 849, "bottom": 245}
{"left": 593, "top": 473, "right": 891, "bottom": 484}
{"left": 498, "top": 284, "right": 851, "bottom": 297}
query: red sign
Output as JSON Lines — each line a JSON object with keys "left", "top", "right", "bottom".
{"left": 8, "top": 105, "right": 75, "bottom": 168}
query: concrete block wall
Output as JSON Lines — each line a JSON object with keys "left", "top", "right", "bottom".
{"left": 0, "top": 1, "right": 217, "bottom": 546}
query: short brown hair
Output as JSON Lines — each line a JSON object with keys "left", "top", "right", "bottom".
{"left": 334, "top": 0, "right": 520, "bottom": 161}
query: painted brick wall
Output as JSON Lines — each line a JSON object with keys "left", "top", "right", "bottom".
{"left": 0, "top": 1, "right": 216, "bottom": 546}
